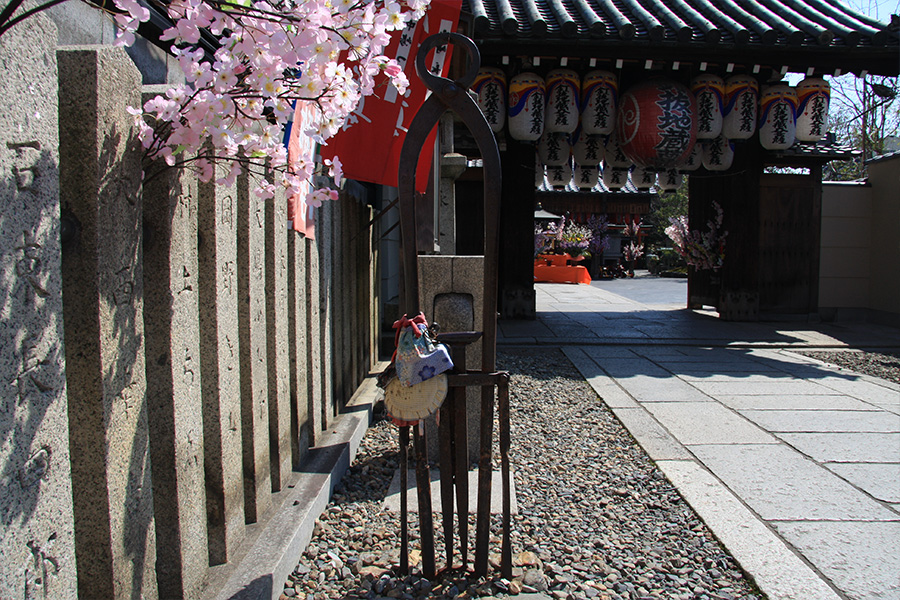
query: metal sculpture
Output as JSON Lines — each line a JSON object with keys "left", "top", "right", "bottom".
{"left": 394, "top": 31, "right": 511, "bottom": 579}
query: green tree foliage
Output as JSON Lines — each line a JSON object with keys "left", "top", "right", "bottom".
{"left": 646, "top": 184, "right": 689, "bottom": 249}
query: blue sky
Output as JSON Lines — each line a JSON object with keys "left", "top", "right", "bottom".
{"left": 849, "top": 0, "right": 899, "bottom": 20}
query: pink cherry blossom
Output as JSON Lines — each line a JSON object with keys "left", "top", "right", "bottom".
{"left": 111, "top": 0, "right": 430, "bottom": 205}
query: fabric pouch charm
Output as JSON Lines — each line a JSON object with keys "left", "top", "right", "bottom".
{"left": 393, "top": 313, "right": 454, "bottom": 387}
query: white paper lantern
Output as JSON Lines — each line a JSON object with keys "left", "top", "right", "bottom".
{"left": 535, "top": 155, "right": 546, "bottom": 187}
{"left": 604, "top": 131, "right": 632, "bottom": 169}
{"left": 581, "top": 70, "right": 618, "bottom": 135}
{"left": 677, "top": 141, "right": 702, "bottom": 172}
{"left": 657, "top": 169, "right": 682, "bottom": 191}
{"left": 601, "top": 165, "right": 627, "bottom": 191}
{"left": 630, "top": 166, "right": 656, "bottom": 190}
{"left": 574, "top": 163, "right": 600, "bottom": 189}
{"left": 759, "top": 84, "right": 797, "bottom": 150}
{"left": 691, "top": 74, "right": 724, "bottom": 140}
{"left": 701, "top": 135, "right": 734, "bottom": 171}
{"left": 545, "top": 69, "right": 580, "bottom": 133}
{"left": 572, "top": 130, "right": 605, "bottom": 165}
{"left": 547, "top": 163, "right": 573, "bottom": 188}
{"left": 796, "top": 77, "right": 830, "bottom": 142}
{"left": 723, "top": 74, "right": 758, "bottom": 140}
{"left": 508, "top": 72, "right": 546, "bottom": 141}
{"left": 472, "top": 67, "right": 507, "bottom": 133}
{"left": 538, "top": 132, "right": 570, "bottom": 166}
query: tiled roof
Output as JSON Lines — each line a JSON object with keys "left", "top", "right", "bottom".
{"left": 465, "top": 0, "right": 899, "bottom": 74}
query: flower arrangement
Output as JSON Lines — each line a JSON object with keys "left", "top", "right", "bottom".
{"left": 623, "top": 241, "right": 644, "bottom": 262}
{"left": 665, "top": 201, "right": 728, "bottom": 271}
{"left": 534, "top": 224, "right": 552, "bottom": 257}
{"left": 558, "top": 221, "right": 593, "bottom": 257}
{"left": 587, "top": 214, "right": 610, "bottom": 255}
{"left": 622, "top": 219, "right": 642, "bottom": 240}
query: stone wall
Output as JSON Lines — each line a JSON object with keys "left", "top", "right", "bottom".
{"left": 1, "top": 41, "right": 380, "bottom": 599}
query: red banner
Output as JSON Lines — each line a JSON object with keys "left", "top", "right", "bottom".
{"left": 287, "top": 101, "right": 319, "bottom": 238}
{"left": 321, "top": 0, "right": 462, "bottom": 192}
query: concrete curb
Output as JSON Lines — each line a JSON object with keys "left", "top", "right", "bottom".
{"left": 202, "top": 366, "right": 387, "bottom": 600}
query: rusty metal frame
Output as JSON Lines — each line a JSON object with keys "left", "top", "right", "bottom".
{"left": 395, "top": 31, "right": 509, "bottom": 579}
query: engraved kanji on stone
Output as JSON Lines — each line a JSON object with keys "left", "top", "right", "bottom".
{"left": 7, "top": 141, "right": 41, "bottom": 190}
{"left": 14, "top": 231, "right": 49, "bottom": 299}
{"left": 13, "top": 333, "right": 54, "bottom": 404}
{"left": 24, "top": 533, "right": 59, "bottom": 600}
{"left": 221, "top": 194, "right": 234, "bottom": 227}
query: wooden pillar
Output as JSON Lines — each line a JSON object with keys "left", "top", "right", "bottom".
{"left": 498, "top": 138, "right": 537, "bottom": 319}
{"left": 689, "top": 141, "right": 762, "bottom": 320}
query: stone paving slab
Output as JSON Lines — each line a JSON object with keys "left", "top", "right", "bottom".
{"left": 610, "top": 408, "right": 692, "bottom": 460}
{"left": 643, "top": 402, "right": 776, "bottom": 445}
{"left": 676, "top": 372, "right": 798, "bottom": 383}
{"left": 715, "top": 394, "right": 877, "bottom": 411}
{"left": 589, "top": 357, "right": 672, "bottom": 379}
{"left": 657, "top": 460, "right": 842, "bottom": 600}
{"left": 825, "top": 463, "right": 900, "bottom": 503}
{"left": 611, "top": 374, "right": 711, "bottom": 403}
{"left": 778, "top": 432, "right": 900, "bottom": 463}
{"left": 772, "top": 521, "right": 900, "bottom": 600}
{"left": 581, "top": 346, "right": 640, "bottom": 360}
{"left": 740, "top": 409, "right": 900, "bottom": 433}
{"left": 814, "top": 376, "right": 900, "bottom": 402}
{"left": 691, "top": 444, "right": 898, "bottom": 521}
{"left": 687, "top": 379, "right": 840, "bottom": 397}
{"left": 562, "top": 348, "right": 640, "bottom": 409}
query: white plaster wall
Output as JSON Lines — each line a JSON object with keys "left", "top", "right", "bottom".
{"left": 867, "top": 154, "right": 900, "bottom": 317}
{"left": 819, "top": 181, "right": 871, "bottom": 309}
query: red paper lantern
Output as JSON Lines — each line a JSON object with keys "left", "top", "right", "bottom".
{"left": 617, "top": 78, "right": 698, "bottom": 170}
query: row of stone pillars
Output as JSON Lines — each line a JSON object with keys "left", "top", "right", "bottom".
{"left": 1, "top": 23, "right": 379, "bottom": 600}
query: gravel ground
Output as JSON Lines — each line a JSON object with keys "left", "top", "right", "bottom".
{"left": 790, "top": 349, "right": 900, "bottom": 385}
{"left": 281, "top": 349, "right": 762, "bottom": 600}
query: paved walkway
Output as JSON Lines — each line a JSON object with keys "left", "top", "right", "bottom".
{"left": 498, "top": 282, "right": 900, "bottom": 600}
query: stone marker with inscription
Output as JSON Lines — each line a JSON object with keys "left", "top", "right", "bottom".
{"left": 0, "top": 15, "right": 77, "bottom": 600}
{"left": 59, "top": 45, "right": 158, "bottom": 598}
{"left": 199, "top": 168, "right": 245, "bottom": 564}
{"left": 141, "top": 87, "right": 208, "bottom": 596}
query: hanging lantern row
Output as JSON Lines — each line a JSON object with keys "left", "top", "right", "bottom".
{"left": 472, "top": 69, "right": 831, "bottom": 167}
{"left": 540, "top": 159, "right": 686, "bottom": 193}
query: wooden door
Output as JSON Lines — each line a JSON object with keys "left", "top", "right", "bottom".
{"left": 758, "top": 174, "right": 821, "bottom": 315}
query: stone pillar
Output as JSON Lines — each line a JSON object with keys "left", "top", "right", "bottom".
{"left": 305, "top": 236, "right": 324, "bottom": 446}
{"left": 438, "top": 113, "right": 467, "bottom": 255}
{"left": 266, "top": 187, "right": 291, "bottom": 491}
{"left": 419, "top": 256, "right": 485, "bottom": 465}
{"left": 237, "top": 173, "right": 270, "bottom": 522}
{"left": 341, "top": 193, "right": 354, "bottom": 397}
{"left": 141, "top": 102, "right": 208, "bottom": 596}
{"left": 198, "top": 169, "right": 244, "bottom": 564}
{"left": 0, "top": 16, "right": 77, "bottom": 600}
{"left": 287, "top": 230, "right": 309, "bottom": 468}
{"left": 331, "top": 197, "right": 345, "bottom": 407}
{"left": 317, "top": 200, "right": 335, "bottom": 425}
{"left": 58, "top": 45, "right": 157, "bottom": 599}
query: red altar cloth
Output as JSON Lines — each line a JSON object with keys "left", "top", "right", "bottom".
{"left": 534, "top": 254, "right": 592, "bottom": 284}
